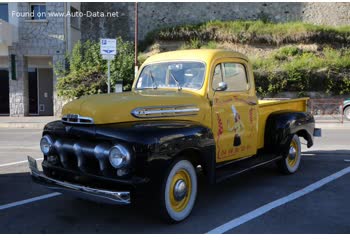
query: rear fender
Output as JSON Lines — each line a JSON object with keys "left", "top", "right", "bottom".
{"left": 264, "top": 111, "right": 315, "bottom": 154}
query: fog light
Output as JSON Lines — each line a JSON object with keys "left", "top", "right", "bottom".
{"left": 117, "top": 168, "right": 130, "bottom": 177}
{"left": 109, "top": 145, "right": 130, "bottom": 169}
{"left": 40, "top": 135, "right": 53, "bottom": 155}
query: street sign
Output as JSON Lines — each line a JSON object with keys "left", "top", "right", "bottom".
{"left": 100, "top": 38, "right": 117, "bottom": 94}
{"left": 100, "top": 39, "right": 117, "bottom": 55}
{"left": 102, "top": 55, "right": 115, "bottom": 60}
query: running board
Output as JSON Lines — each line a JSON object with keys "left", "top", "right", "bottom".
{"left": 215, "top": 155, "right": 282, "bottom": 183}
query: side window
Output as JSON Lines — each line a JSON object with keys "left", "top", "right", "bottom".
{"left": 212, "top": 64, "right": 223, "bottom": 89}
{"left": 223, "top": 63, "right": 249, "bottom": 91}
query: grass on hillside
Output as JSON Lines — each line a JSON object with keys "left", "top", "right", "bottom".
{"left": 252, "top": 46, "right": 350, "bottom": 96}
{"left": 144, "top": 20, "right": 350, "bottom": 47}
{"left": 140, "top": 20, "right": 350, "bottom": 96}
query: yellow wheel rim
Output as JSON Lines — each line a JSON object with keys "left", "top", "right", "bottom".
{"left": 169, "top": 169, "right": 192, "bottom": 212}
{"left": 287, "top": 139, "right": 298, "bottom": 167}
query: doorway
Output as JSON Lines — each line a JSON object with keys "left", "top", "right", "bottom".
{"left": 28, "top": 68, "right": 53, "bottom": 116}
{"left": 28, "top": 68, "right": 38, "bottom": 115}
{"left": 0, "top": 69, "right": 9, "bottom": 115}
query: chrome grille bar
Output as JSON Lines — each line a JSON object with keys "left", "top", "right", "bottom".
{"left": 62, "top": 114, "right": 94, "bottom": 124}
{"left": 131, "top": 105, "right": 200, "bottom": 118}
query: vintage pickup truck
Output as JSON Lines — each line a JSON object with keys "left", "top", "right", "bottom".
{"left": 28, "top": 49, "right": 321, "bottom": 222}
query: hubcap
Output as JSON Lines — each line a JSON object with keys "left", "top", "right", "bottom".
{"left": 288, "top": 146, "right": 296, "bottom": 160}
{"left": 169, "top": 169, "right": 192, "bottom": 212}
{"left": 173, "top": 179, "right": 187, "bottom": 201}
{"left": 287, "top": 139, "right": 298, "bottom": 167}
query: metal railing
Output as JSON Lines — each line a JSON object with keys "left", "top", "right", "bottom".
{"left": 308, "top": 98, "right": 344, "bottom": 123}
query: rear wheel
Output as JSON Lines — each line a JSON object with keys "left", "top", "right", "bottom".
{"left": 278, "top": 134, "right": 301, "bottom": 174}
{"left": 344, "top": 106, "right": 350, "bottom": 121}
{"left": 160, "top": 159, "right": 197, "bottom": 223}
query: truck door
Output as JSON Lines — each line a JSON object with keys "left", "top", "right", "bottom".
{"left": 211, "top": 60, "right": 258, "bottom": 163}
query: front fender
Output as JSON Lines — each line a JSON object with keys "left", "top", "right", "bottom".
{"left": 264, "top": 111, "right": 315, "bottom": 154}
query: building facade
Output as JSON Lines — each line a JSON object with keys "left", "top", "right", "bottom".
{"left": 0, "top": 2, "right": 81, "bottom": 116}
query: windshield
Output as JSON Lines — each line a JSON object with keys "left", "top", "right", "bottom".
{"left": 136, "top": 61, "right": 205, "bottom": 90}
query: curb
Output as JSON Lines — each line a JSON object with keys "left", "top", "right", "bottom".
{"left": 316, "top": 123, "right": 350, "bottom": 129}
{"left": 0, "top": 123, "right": 46, "bottom": 129}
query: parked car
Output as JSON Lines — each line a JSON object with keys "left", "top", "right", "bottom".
{"left": 343, "top": 98, "right": 350, "bottom": 121}
{"left": 27, "top": 49, "right": 321, "bottom": 222}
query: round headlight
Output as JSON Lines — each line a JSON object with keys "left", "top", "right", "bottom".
{"left": 109, "top": 145, "right": 130, "bottom": 169}
{"left": 40, "top": 135, "right": 53, "bottom": 155}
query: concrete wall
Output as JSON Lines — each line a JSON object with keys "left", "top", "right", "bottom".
{"left": 8, "top": 2, "right": 66, "bottom": 116}
{"left": 67, "top": 2, "right": 82, "bottom": 52}
{"left": 81, "top": 2, "right": 134, "bottom": 41}
{"left": 81, "top": 2, "right": 350, "bottom": 42}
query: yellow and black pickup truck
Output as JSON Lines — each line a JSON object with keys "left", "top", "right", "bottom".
{"left": 28, "top": 49, "right": 321, "bottom": 222}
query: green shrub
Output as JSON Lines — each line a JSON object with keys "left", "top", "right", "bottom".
{"left": 55, "top": 37, "right": 134, "bottom": 99}
{"left": 180, "top": 38, "right": 202, "bottom": 49}
{"left": 253, "top": 46, "right": 350, "bottom": 96}
{"left": 201, "top": 41, "right": 218, "bottom": 49}
{"left": 273, "top": 46, "right": 301, "bottom": 60}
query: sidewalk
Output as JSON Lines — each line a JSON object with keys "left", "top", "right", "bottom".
{"left": 316, "top": 122, "right": 350, "bottom": 129}
{"left": 0, "top": 116, "right": 349, "bottom": 129}
{"left": 0, "top": 116, "right": 59, "bottom": 129}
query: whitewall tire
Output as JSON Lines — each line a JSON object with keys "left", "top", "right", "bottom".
{"left": 160, "top": 159, "right": 197, "bottom": 222}
{"left": 278, "top": 134, "right": 301, "bottom": 174}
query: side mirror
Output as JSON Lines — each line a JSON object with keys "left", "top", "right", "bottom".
{"left": 215, "top": 82, "right": 227, "bottom": 91}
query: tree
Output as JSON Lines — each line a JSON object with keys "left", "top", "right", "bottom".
{"left": 56, "top": 37, "right": 135, "bottom": 99}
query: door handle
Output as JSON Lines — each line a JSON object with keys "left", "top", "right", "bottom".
{"left": 248, "top": 101, "right": 257, "bottom": 106}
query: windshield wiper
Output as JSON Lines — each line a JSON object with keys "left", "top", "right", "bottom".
{"left": 170, "top": 72, "right": 182, "bottom": 91}
{"left": 149, "top": 70, "right": 158, "bottom": 89}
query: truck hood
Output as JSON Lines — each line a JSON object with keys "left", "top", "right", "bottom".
{"left": 62, "top": 90, "right": 209, "bottom": 124}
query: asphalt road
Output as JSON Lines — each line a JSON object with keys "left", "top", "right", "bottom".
{"left": 0, "top": 128, "right": 349, "bottom": 233}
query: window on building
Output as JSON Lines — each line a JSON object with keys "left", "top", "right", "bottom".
{"left": 223, "top": 63, "right": 249, "bottom": 91}
{"left": 30, "top": 3, "right": 46, "bottom": 20}
{"left": 0, "top": 3, "right": 9, "bottom": 22}
{"left": 70, "top": 6, "right": 80, "bottom": 29}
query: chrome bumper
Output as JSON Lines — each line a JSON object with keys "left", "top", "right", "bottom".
{"left": 27, "top": 156, "right": 130, "bottom": 205}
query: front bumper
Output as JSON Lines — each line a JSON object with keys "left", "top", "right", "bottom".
{"left": 27, "top": 156, "right": 131, "bottom": 205}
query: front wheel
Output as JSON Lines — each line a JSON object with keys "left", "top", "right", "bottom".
{"left": 160, "top": 159, "right": 197, "bottom": 223}
{"left": 278, "top": 134, "right": 301, "bottom": 174}
{"left": 344, "top": 106, "right": 350, "bottom": 121}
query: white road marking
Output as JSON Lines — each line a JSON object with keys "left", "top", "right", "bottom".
{"left": 207, "top": 166, "right": 350, "bottom": 234}
{"left": 344, "top": 159, "right": 350, "bottom": 162}
{"left": 0, "top": 192, "right": 61, "bottom": 211}
{"left": 0, "top": 158, "right": 43, "bottom": 168}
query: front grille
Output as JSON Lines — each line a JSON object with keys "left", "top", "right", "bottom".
{"left": 62, "top": 114, "right": 94, "bottom": 124}
{"left": 46, "top": 137, "right": 116, "bottom": 177}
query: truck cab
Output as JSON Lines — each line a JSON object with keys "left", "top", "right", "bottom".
{"left": 28, "top": 49, "right": 320, "bottom": 222}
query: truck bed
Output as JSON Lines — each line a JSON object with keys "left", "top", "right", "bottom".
{"left": 257, "top": 98, "right": 309, "bottom": 149}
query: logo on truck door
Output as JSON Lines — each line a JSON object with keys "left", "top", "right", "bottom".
{"left": 228, "top": 105, "right": 244, "bottom": 147}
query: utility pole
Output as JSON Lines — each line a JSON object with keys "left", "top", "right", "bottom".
{"left": 107, "top": 60, "right": 111, "bottom": 93}
{"left": 134, "top": 2, "right": 138, "bottom": 76}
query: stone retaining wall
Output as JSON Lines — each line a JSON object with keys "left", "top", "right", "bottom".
{"left": 81, "top": 2, "right": 350, "bottom": 42}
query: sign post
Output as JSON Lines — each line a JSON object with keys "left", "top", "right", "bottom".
{"left": 100, "top": 39, "right": 117, "bottom": 93}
